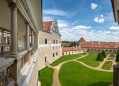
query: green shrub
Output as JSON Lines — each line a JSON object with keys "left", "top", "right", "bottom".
{"left": 116, "top": 53, "right": 119, "bottom": 62}
{"left": 102, "top": 50, "right": 106, "bottom": 58}
{"left": 96, "top": 53, "right": 104, "bottom": 61}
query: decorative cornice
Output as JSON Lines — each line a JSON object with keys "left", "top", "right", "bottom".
{"left": 10, "top": 0, "right": 38, "bottom": 34}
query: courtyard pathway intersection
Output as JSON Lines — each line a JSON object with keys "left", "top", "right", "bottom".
{"left": 50, "top": 53, "right": 115, "bottom": 86}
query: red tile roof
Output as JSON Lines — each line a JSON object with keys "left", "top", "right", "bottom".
{"left": 62, "top": 47, "right": 83, "bottom": 51}
{"left": 78, "top": 37, "right": 86, "bottom": 42}
{"left": 42, "top": 21, "right": 53, "bottom": 33}
{"left": 81, "top": 42, "right": 119, "bottom": 48}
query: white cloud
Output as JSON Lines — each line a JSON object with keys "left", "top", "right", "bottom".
{"left": 104, "top": 31, "right": 111, "bottom": 34}
{"left": 72, "top": 25, "right": 91, "bottom": 30}
{"left": 91, "top": 3, "right": 97, "bottom": 9}
{"left": 112, "top": 32, "right": 119, "bottom": 34}
{"left": 58, "top": 24, "right": 68, "bottom": 27}
{"left": 76, "top": 21, "right": 78, "bottom": 23}
{"left": 43, "top": 16, "right": 54, "bottom": 22}
{"left": 72, "top": 23, "right": 74, "bottom": 25}
{"left": 57, "top": 20, "right": 69, "bottom": 28}
{"left": 109, "top": 26, "right": 119, "bottom": 30}
{"left": 94, "top": 16, "right": 104, "bottom": 23}
{"left": 96, "top": 26, "right": 100, "bottom": 28}
{"left": 43, "top": 9, "right": 76, "bottom": 17}
{"left": 101, "top": 15, "right": 103, "bottom": 18}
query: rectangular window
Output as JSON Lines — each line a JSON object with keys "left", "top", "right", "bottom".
{"left": 45, "top": 38, "right": 47, "bottom": 44}
{"left": 53, "top": 53, "right": 55, "bottom": 58}
{"left": 56, "top": 52, "right": 58, "bottom": 56}
{"left": 53, "top": 39, "right": 55, "bottom": 44}
{"left": 56, "top": 40, "right": 58, "bottom": 44}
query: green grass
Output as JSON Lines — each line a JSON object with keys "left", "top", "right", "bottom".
{"left": 101, "top": 61, "right": 113, "bottom": 70}
{"left": 51, "top": 53, "right": 87, "bottom": 66}
{"left": 77, "top": 53, "right": 101, "bottom": 67}
{"left": 109, "top": 54, "right": 115, "bottom": 58}
{"left": 38, "top": 67, "right": 54, "bottom": 86}
{"left": 59, "top": 61, "right": 113, "bottom": 86}
{"left": 106, "top": 54, "right": 108, "bottom": 58}
{"left": 116, "top": 62, "right": 119, "bottom": 65}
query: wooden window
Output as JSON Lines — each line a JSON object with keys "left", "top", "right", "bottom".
{"left": 56, "top": 40, "right": 58, "bottom": 44}
{"left": 56, "top": 52, "right": 58, "bottom": 56}
{"left": 53, "top": 53, "right": 55, "bottom": 58}
{"left": 45, "top": 38, "right": 47, "bottom": 44}
{"left": 53, "top": 39, "right": 55, "bottom": 44}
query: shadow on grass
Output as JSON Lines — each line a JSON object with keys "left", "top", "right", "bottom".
{"left": 87, "top": 81, "right": 112, "bottom": 86}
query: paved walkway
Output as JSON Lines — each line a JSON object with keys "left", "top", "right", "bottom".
{"left": 50, "top": 53, "right": 115, "bottom": 86}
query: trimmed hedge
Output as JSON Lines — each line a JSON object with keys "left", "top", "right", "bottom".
{"left": 102, "top": 50, "right": 106, "bottom": 58}
{"left": 96, "top": 53, "right": 104, "bottom": 61}
{"left": 116, "top": 53, "right": 119, "bottom": 61}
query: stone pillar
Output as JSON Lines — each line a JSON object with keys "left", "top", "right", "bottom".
{"left": 31, "top": 29, "right": 33, "bottom": 47}
{"left": 34, "top": 33, "right": 36, "bottom": 46}
{"left": 8, "top": 3, "right": 18, "bottom": 55}
{"left": 1, "top": 30, "right": 5, "bottom": 54}
{"left": 25, "top": 22, "right": 29, "bottom": 50}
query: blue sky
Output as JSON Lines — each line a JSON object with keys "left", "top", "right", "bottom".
{"left": 43, "top": 0, "right": 119, "bottom": 42}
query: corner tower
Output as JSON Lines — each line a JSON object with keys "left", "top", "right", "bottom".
{"left": 78, "top": 37, "right": 86, "bottom": 46}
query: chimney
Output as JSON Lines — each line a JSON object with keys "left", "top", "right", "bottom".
{"left": 73, "top": 46, "right": 74, "bottom": 50}
{"left": 76, "top": 45, "right": 77, "bottom": 49}
{"left": 92, "top": 42, "right": 93, "bottom": 44}
{"left": 98, "top": 42, "right": 100, "bottom": 45}
{"left": 115, "top": 42, "right": 116, "bottom": 44}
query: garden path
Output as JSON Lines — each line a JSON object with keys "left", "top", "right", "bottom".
{"left": 50, "top": 53, "right": 115, "bottom": 86}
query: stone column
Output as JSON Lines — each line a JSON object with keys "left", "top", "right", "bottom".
{"left": 1, "top": 30, "right": 5, "bottom": 54}
{"left": 8, "top": 3, "right": 18, "bottom": 55}
{"left": 31, "top": 29, "right": 33, "bottom": 47}
{"left": 25, "top": 22, "right": 29, "bottom": 50}
{"left": 34, "top": 33, "right": 36, "bottom": 46}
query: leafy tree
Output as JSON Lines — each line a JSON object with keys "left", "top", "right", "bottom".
{"left": 62, "top": 41, "right": 70, "bottom": 43}
{"left": 68, "top": 42, "right": 79, "bottom": 47}
{"left": 102, "top": 50, "right": 106, "bottom": 58}
{"left": 116, "top": 53, "right": 119, "bottom": 61}
{"left": 96, "top": 53, "right": 104, "bottom": 61}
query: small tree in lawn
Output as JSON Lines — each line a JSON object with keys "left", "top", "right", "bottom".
{"left": 116, "top": 53, "right": 119, "bottom": 62}
{"left": 96, "top": 53, "right": 104, "bottom": 61}
{"left": 102, "top": 50, "right": 106, "bottom": 58}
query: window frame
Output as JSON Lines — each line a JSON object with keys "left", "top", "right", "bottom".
{"left": 44, "top": 37, "right": 48, "bottom": 44}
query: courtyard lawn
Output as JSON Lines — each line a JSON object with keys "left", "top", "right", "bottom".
{"left": 51, "top": 53, "right": 87, "bottom": 66}
{"left": 38, "top": 67, "right": 54, "bottom": 86}
{"left": 59, "top": 61, "right": 113, "bottom": 86}
{"left": 106, "top": 54, "right": 108, "bottom": 58}
{"left": 101, "top": 61, "right": 113, "bottom": 70}
{"left": 109, "top": 54, "right": 115, "bottom": 58}
{"left": 77, "top": 53, "right": 101, "bottom": 67}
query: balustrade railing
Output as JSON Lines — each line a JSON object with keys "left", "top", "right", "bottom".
{"left": 0, "top": 64, "right": 13, "bottom": 86}
{"left": 21, "top": 53, "right": 28, "bottom": 69}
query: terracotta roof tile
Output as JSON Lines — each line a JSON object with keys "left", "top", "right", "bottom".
{"left": 42, "top": 21, "right": 53, "bottom": 33}
{"left": 62, "top": 47, "right": 83, "bottom": 51}
{"left": 78, "top": 37, "right": 86, "bottom": 42}
{"left": 81, "top": 42, "right": 119, "bottom": 48}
